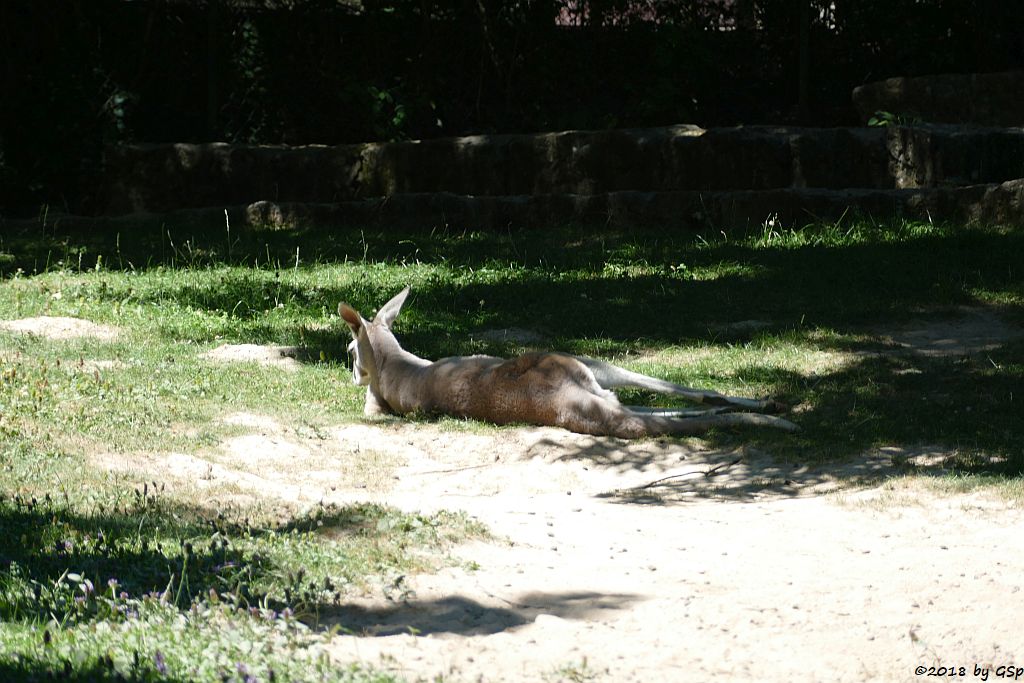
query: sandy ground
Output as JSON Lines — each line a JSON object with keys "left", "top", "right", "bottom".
{"left": 91, "top": 414, "right": 1024, "bottom": 683}
{"left": 0, "top": 315, "right": 119, "bottom": 340}
{"left": 7, "top": 312, "right": 1024, "bottom": 682}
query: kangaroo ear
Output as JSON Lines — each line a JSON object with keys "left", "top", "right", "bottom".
{"left": 374, "top": 286, "right": 411, "bottom": 328}
{"left": 338, "top": 302, "right": 364, "bottom": 336}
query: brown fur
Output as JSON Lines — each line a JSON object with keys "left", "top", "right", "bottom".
{"left": 340, "top": 287, "right": 798, "bottom": 438}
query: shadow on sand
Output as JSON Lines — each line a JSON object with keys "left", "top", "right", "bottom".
{"left": 319, "top": 590, "right": 640, "bottom": 637}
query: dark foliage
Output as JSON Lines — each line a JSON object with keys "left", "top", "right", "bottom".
{"left": 1, "top": 0, "right": 1022, "bottom": 215}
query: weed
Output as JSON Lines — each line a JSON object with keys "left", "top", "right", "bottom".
{"left": 546, "top": 657, "right": 602, "bottom": 682}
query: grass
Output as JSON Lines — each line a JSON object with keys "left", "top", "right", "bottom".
{"left": 546, "top": 657, "right": 602, "bottom": 682}
{"left": 1, "top": 216, "right": 1023, "bottom": 679}
{"left": 833, "top": 473, "right": 1024, "bottom": 512}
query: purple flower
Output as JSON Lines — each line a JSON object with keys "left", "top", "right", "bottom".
{"left": 236, "top": 662, "right": 256, "bottom": 682}
{"left": 81, "top": 579, "right": 94, "bottom": 596}
{"left": 154, "top": 650, "right": 168, "bottom": 675}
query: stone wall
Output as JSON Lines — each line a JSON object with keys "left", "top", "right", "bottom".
{"left": 105, "top": 126, "right": 890, "bottom": 214}
{"left": 75, "top": 122, "right": 1024, "bottom": 231}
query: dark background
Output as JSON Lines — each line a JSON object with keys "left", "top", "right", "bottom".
{"left": 2, "top": 0, "right": 1022, "bottom": 216}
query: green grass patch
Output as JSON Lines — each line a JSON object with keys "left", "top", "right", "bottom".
{"left": 1, "top": 217, "right": 1023, "bottom": 678}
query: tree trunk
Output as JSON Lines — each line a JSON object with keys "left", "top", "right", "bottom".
{"left": 206, "top": 0, "right": 220, "bottom": 139}
{"left": 797, "top": 0, "right": 809, "bottom": 122}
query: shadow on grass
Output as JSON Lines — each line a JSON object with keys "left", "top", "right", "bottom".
{"left": 586, "top": 336, "right": 1023, "bottom": 503}
{"left": 12, "top": 221, "right": 1019, "bottom": 333}
{"left": 0, "top": 495, "right": 214, "bottom": 605}
{"left": 0, "top": 495, "right": 452, "bottom": 627}
{"left": 778, "top": 328, "right": 1023, "bottom": 466}
{"left": 0, "top": 660, "right": 193, "bottom": 683}
{"left": 61, "top": 225, "right": 1021, "bottom": 358}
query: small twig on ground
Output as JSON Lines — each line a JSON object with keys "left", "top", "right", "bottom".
{"left": 407, "top": 463, "right": 495, "bottom": 476}
{"left": 632, "top": 457, "right": 742, "bottom": 490}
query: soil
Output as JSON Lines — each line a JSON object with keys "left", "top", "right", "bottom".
{"left": 202, "top": 343, "right": 304, "bottom": 371}
{"left": 0, "top": 316, "right": 119, "bottom": 341}
{"left": 7, "top": 310, "right": 1024, "bottom": 682}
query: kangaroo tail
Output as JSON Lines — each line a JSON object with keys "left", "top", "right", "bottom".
{"left": 624, "top": 411, "right": 800, "bottom": 437}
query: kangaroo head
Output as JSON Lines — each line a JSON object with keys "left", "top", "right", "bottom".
{"left": 338, "top": 286, "right": 411, "bottom": 387}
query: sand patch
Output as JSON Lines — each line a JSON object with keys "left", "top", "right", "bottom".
{"left": 202, "top": 343, "right": 304, "bottom": 371}
{"left": 0, "top": 316, "right": 119, "bottom": 341}
{"left": 876, "top": 307, "right": 1023, "bottom": 357}
{"left": 90, "top": 413, "right": 406, "bottom": 511}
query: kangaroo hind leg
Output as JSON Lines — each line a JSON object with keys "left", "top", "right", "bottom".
{"left": 575, "top": 357, "right": 775, "bottom": 411}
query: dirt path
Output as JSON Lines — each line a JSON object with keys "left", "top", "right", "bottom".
{"left": 95, "top": 416, "right": 1024, "bottom": 683}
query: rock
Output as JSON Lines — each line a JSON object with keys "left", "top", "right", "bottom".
{"left": 886, "top": 124, "right": 1024, "bottom": 188}
{"left": 852, "top": 70, "right": 1024, "bottom": 126}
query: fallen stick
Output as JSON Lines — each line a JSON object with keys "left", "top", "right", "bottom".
{"left": 632, "top": 457, "right": 742, "bottom": 490}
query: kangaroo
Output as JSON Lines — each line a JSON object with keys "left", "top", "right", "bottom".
{"left": 339, "top": 287, "right": 799, "bottom": 439}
